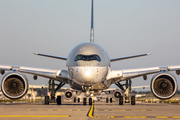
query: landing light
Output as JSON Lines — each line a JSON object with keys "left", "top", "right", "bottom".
{"left": 85, "top": 71, "right": 91, "bottom": 76}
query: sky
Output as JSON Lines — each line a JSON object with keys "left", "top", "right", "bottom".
{"left": 0, "top": 0, "right": 180, "bottom": 91}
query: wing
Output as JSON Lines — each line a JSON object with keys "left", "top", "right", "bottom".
{"left": 131, "top": 85, "right": 149, "bottom": 89}
{"left": 0, "top": 65, "right": 71, "bottom": 83}
{"left": 102, "top": 88, "right": 118, "bottom": 92}
{"left": 110, "top": 53, "right": 151, "bottom": 62}
{"left": 102, "top": 85, "right": 149, "bottom": 92}
{"left": 107, "top": 65, "right": 180, "bottom": 84}
{"left": 34, "top": 53, "right": 67, "bottom": 60}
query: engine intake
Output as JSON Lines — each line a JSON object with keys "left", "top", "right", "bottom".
{"left": 151, "top": 72, "right": 178, "bottom": 100}
{"left": 64, "top": 90, "right": 74, "bottom": 100}
{"left": 1, "top": 71, "right": 28, "bottom": 100}
{"left": 113, "top": 90, "right": 122, "bottom": 100}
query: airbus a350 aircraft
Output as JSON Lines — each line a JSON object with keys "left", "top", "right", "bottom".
{"left": 0, "top": 0, "right": 180, "bottom": 105}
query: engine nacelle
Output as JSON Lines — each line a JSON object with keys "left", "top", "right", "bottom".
{"left": 64, "top": 90, "right": 74, "bottom": 100}
{"left": 113, "top": 90, "right": 122, "bottom": 100}
{"left": 151, "top": 71, "right": 178, "bottom": 100}
{"left": 1, "top": 71, "right": 29, "bottom": 100}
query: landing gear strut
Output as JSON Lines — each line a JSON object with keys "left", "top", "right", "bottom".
{"left": 45, "top": 79, "right": 65, "bottom": 105}
{"left": 115, "top": 79, "right": 135, "bottom": 105}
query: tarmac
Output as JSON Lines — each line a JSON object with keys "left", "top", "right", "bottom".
{"left": 0, "top": 101, "right": 180, "bottom": 120}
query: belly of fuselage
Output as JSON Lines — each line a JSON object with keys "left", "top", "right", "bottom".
{"left": 68, "top": 66, "right": 108, "bottom": 86}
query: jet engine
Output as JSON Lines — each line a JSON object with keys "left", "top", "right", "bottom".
{"left": 64, "top": 90, "right": 74, "bottom": 100}
{"left": 113, "top": 90, "right": 122, "bottom": 100}
{"left": 1, "top": 71, "right": 28, "bottom": 100}
{"left": 151, "top": 71, "right": 178, "bottom": 100}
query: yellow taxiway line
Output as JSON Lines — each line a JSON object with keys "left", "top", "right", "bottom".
{"left": 109, "top": 116, "right": 180, "bottom": 119}
{"left": 88, "top": 102, "right": 94, "bottom": 117}
{"left": 0, "top": 115, "right": 70, "bottom": 117}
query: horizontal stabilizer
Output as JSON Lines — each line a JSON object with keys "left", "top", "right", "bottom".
{"left": 34, "top": 53, "right": 67, "bottom": 60}
{"left": 110, "top": 53, "right": 151, "bottom": 62}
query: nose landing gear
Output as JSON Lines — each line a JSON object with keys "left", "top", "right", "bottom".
{"left": 82, "top": 85, "right": 93, "bottom": 105}
{"left": 83, "top": 97, "right": 92, "bottom": 105}
{"left": 89, "top": 97, "right": 92, "bottom": 105}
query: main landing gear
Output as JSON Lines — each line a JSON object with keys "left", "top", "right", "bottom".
{"left": 78, "top": 98, "right": 80, "bottom": 103}
{"left": 105, "top": 91, "right": 113, "bottom": 103}
{"left": 115, "top": 80, "right": 136, "bottom": 105}
{"left": 45, "top": 79, "right": 65, "bottom": 105}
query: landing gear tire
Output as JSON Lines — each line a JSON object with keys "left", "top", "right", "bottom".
{"left": 74, "top": 97, "right": 76, "bottom": 102}
{"left": 83, "top": 98, "right": 86, "bottom": 105}
{"left": 131, "top": 96, "right": 135, "bottom": 105}
{"left": 89, "top": 98, "right": 92, "bottom": 105}
{"left": 57, "top": 96, "right": 61, "bottom": 105}
{"left": 119, "top": 96, "right": 123, "bottom": 105}
{"left": 78, "top": 98, "right": 80, "bottom": 103}
{"left": 106, "top": 98, "right": 108, "bottom": 103}
{"left": 45, "top": 96, "right": 49, "bottom": 105}
{"left": 110, "top": 98, "right": 112, "bottom": 103}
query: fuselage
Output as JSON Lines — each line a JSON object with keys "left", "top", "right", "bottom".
{"left": 66, "top": 42, "right": 111, "bottom": 88}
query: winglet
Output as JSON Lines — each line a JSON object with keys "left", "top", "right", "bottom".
{"left": 147, "top": 53, "right": 151, "bottom": 56}
{"left": 33, "top": 53, "right": 38, "bottom": 55}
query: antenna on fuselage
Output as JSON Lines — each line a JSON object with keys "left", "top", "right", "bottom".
{"left": 90, "top": 0, "right": 94, "bottom": 42}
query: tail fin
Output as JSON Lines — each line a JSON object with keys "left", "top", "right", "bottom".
{"left": 90, "top": 0, "right": 94, "bottom": 42}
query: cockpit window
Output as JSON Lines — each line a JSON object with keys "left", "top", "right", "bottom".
{"left": 74, "top": 54, "right": 101, "bottom": 62}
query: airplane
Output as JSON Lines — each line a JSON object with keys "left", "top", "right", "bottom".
{"left": 0, "top": 0, "right": 180, "bottom": 106}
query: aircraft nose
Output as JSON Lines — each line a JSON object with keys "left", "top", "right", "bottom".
{"left": 84, "top": 67, "right": 93, "bottom": 77}
{"left": 68, "top": 66, "right": 108, "bottom": 85}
